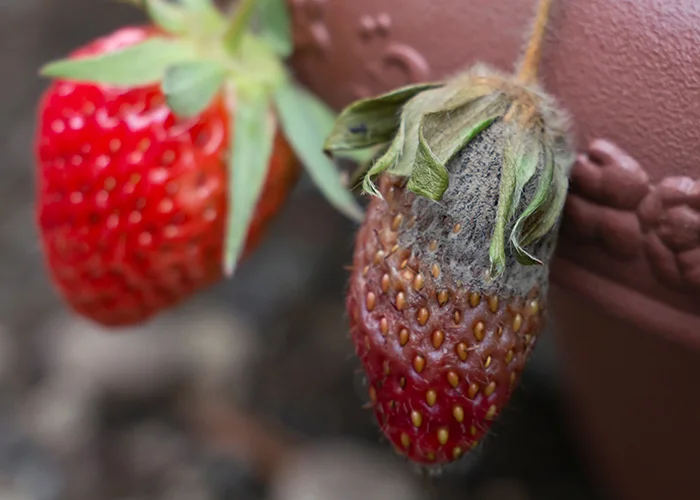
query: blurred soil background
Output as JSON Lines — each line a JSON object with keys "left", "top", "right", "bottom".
{"left": 0, "top": 0, "right": 609, "bottom": 499}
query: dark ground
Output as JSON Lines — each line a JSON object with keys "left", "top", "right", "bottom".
{"left": 0, "top": 0, "right": 609, "bottom": 498}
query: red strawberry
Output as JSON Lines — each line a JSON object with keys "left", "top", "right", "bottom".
{"left": 327, "top": 0, "right": 572, "bottom": 464}
{"left": 37, "top": 26, "right": 298, "bottom": 326}
{"left": 35, "top": 0, "right": 361, "bottom": 327}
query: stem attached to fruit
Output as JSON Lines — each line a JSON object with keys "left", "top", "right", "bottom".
{"left": 516, "top": 0, "right": 554, "bottom": 85}
{"left": 223, "top": 0, "right": 261, "bottom": 53}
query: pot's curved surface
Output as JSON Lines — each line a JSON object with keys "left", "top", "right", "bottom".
{"left": 288, "top": 0, "right": 700, "bottom": 346}
{"left": 550, "top": 285, "right": 700, "bottom": 500}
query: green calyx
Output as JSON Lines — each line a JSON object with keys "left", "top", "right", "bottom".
{"left": 324, "top": 77, "right": 505, "bottom": 200}
{"left": 40, "top": 0, "right": 289, "bottom": 107}
{"left": 39, "top": 0, "right": 364, "bottom": 278}
{"left": 324, "top": 72, "right": 571, "bottom": 279}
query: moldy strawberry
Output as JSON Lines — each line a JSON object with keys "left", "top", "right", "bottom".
{"left": 325, "top": 0, "right": 574, "bottom": 465}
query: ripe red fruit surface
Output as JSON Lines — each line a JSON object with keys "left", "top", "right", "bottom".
{"left": 36, "top": 27, "right": 299, "bottom": 326}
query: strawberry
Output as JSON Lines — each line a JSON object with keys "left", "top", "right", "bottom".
{"left": 37, "top": 26, "right": 298, "bottom": 326}
{"left": 326, "top": 0, "right": 573, "bottom": 464}
{"left": 345, "top": 171, "right": 546, "bottom": 465}
{"left": 35, "top": 0, "right": 361, "bottom": 327}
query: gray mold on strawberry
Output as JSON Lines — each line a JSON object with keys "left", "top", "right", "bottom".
{"left": 325, "top": 64, "right": 575, "bottom": 284}
{"left": 400, "top": 118, "right": 559, "bottom": 300}
{"left": 346, "top": 173, "right": 546, "bottom": 464}
{"left": 328, "top": 0, "right": 574, "bottom": 467}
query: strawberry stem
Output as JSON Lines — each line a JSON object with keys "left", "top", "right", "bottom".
{"left": 223, "top": 0, "right": 260, "bottom": 53}
{"left": 516, "top": 0, "right": 554, "bottom": 85}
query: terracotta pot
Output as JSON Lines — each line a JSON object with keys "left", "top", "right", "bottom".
{"left": 287, "top": 0, "right": 700, "bottom": 499}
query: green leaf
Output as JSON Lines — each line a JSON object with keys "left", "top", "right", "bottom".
{"left": 396, "top": 94, "right": 503, "bottom": 204}
{"left": 224, "top": 0, "right": 260, "bottom": 54}
{"left": 178, "top": 0, "right": 224, "bottom": 30}
{"left": 420, "top": 95, "right": 503, "bottom": 164}
{"left": 295, "top": 89, "right": 378, "bottom": 165}
{"left": 389, "top": 83, "right": 482, "bottom": 177}
{"left": 521, "top": 159, "right": 569, "bottom": 245}
{"left": 256, "top": 0, "right": 293, "bottom": 57}
{"left": 162, "top": 60, "right": 227, "bottom": 118}
{"left": 295, "top": 87, "right": 338, "bottom": 148}
{"left": 144, "top": 0, "right": 189, "bottom": 34}
{"left": 275, "top": 84, "right": 364, "bottom": 222}
{"left": 488, "top": 138, "right": 519, "bottom": 277}
{"left": 441, "top": 79, "right": 501, "bottom": 109}
{"left": 406, "top": 122, "right": 449, "bottom": 201}
{"left": 362, "top": 122, "right": 405, "bottom": 197}
{"left": 324, "top": 82, "right": 444, "bottom": 153}
{"left": 178, "top": 0, "right": 217, "bottom": 9}
{"left": 346, "top": 146, "right": 383, "bottom": 188}
{"left": 178, "top": 0, "right": 207, "bottom": 7}
{"left": 178, "top": 0, "right": 206, "bottom": 6}
{"left": 338, "top": 146, "right": 380, "bottom": 165}
{"left": 40, "top": 38, "right": 198, "bottom": 86}
{"left": 448, "top": 115, "right": 498, "bottom": 161}
{"left": 223, "top": 92, "right": 276, "bottom": 277}
{"left": 507, "top": 135, "right": 540, "bottom": 221}
{"left": 510, "top": 144, "right": 555, "bottom": 265}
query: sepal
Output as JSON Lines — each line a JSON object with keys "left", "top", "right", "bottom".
{"left": 323, "top": 83, "right": 443, "bottom": 153}
{"left": 40, "top": 37, "right": 198, "bottom": 86}
{"left": 223, "top": 89, "right": 276, "bottom": 277}
{"left": 162, "top": 60, "right": 227, "bottom": 118}
{"left": 275, "top": 83, "right": 364, "bottom": 222}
